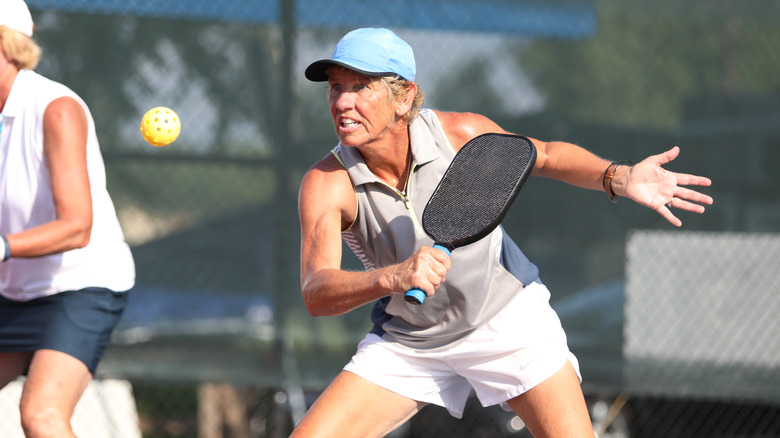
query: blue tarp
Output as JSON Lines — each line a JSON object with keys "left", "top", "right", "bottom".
{"left": 26, "top": 0, "right": 596, "bottom": 38}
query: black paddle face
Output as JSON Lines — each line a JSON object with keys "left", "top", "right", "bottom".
{"left": 422, "top": 133, "right": 536, "bottom": 248}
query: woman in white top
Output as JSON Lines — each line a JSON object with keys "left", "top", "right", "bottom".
{"left": 0, "top": 2, "right": 135, "bottom": 436}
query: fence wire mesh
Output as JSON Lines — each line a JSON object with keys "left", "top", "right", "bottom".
{"left": 3, "top": 0, "right": 780, "bottom": 436}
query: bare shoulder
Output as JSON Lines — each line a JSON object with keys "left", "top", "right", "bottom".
{"left": 300, "top": 153, "right": 351, "bottom": 202}
{"left": 42, "top": 96, "right": 89, "bottom": 159}
{"left": 432, "top": 110, "right": 508, "bottom": 151}
{"left": 299, "top": 153, "right": 356, "bottom": 230}
{"left": 44, "top": 96, "right": 86, "bottom": 125}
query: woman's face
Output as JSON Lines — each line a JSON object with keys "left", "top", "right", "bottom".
{"left": 327, "top": 68, "right": 398, "bottom": 147}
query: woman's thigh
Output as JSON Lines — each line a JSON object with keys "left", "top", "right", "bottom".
{"left": 506, "top": 361, "right": 594, "bottom": 438}
{"left": 291, "top": 370, "right": 425, "bottom": 438}
{"left": 22, "top": 349, "right": 92, "bottom": 412}
{"left": 0, "top": 352, "right": 34, "bottom": 388}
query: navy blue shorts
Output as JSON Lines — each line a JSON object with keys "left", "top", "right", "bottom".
{"left": 0, "top": 288, "right": 129, "bottom": 375}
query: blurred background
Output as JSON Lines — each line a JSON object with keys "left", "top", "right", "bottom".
{"left": 1, "top": 0, "right": 779, "bottom": 437}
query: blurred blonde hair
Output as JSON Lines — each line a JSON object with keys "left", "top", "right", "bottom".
{"left": 0, "top": 25, "right": 41, "bottom": 70}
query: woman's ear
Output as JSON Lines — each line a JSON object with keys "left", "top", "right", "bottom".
{"left": 396, "top": 82, "right": 418, "bottom": 116}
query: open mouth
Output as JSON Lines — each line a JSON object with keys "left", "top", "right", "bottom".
{"left": 339, "top": 117, "right": 361, "bottom": 129}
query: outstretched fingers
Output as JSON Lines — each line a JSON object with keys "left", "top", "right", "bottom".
{"left": 675, "top": 170, "right": 712, "bottom": 188}
{"left": 630, "top": 146, "right": 714, "bottom": 227}
{"left": 652, "top": 145, "right": 681, "bottom": 167}
{"left": 669, "top": 185, "right": 714, "bottom": 211}
{"left": 659, "top": 173, "right": 714, "bottom": 227}
{"left": 657, "top": 204, "right": 683, "bottom": 227}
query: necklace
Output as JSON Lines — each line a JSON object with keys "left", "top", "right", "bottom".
{"left": 399, "top": 151, "right": 413, "bottom": 196}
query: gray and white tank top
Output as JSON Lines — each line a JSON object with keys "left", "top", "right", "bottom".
{"left": 333, "top": 109, "right": 539, "bottom": 349}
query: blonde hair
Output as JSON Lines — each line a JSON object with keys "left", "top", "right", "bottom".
{"left": 381, "top": 75, "right": 424, "bottom": 125}
{"left": 0, "top": 25, "right": 41, "bottom": 70}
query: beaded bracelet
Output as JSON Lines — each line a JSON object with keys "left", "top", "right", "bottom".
{"left": 602, "top": 161, "right": 632, "bottom": 203}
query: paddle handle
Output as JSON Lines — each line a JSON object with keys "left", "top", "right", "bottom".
{"left": 404, "top": 244, "right": 452, "bottom": 305}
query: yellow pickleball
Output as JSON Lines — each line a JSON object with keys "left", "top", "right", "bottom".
{"left": 140, "top": 107, "right": 181, "bottom": 147}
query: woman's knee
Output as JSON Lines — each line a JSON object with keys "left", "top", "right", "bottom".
{"left": 20, "top": 388, "right": 75, "bottom": 437}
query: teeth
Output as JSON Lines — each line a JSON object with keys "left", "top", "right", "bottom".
{"left": 341, "top": 118, "right": 358, "bottom": 127}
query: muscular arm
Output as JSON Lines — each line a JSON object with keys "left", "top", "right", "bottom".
{"left": 434, "top": 110, "right": 713, "bottom": 226}
{"left": 298, "top": 155, "right": 449, "bottom": 316}
{"left": 434, "top": 110, "right": 610, "bottom": 189}
{"left": 5, "top": 97, "right": 93, "bottom": 258}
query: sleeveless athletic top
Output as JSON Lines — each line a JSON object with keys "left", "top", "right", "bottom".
{"left": 332, "top": 109, "right": 539, "bottom": 349}
{"left": 0, "top": 69, "right": 135, "bottom": 301}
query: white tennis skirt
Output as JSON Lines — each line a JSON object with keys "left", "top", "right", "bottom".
{"left": 344, "top": 282, "right": 580, "bottom": 418}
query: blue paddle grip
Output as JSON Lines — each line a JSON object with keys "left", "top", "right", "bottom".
{"left": 404, "top": 244, "right": 452, "bottom": 305}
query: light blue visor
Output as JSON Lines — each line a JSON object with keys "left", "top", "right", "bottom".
{"left": 305, "top": 28, "right": 416, "bottom": 82}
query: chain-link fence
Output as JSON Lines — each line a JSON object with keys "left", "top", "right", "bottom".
{"left": 2, "top": 0, "right": 779, "bottom": 436}
{"left": 619, "top": 231, "right": 780, "bottom": 438}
